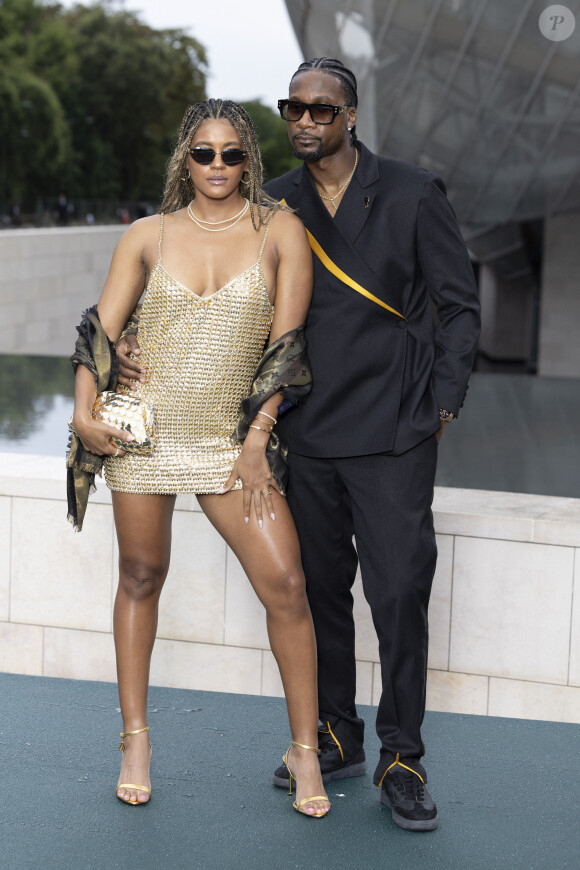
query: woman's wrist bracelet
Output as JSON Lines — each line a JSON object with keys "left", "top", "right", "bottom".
{"left": 256, "top": 410, "right": 277, "bottom": 424}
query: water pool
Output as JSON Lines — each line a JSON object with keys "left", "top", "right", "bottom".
{"left": 1, "top": 359, "right": 579, "bottom": 498}
{"left": 0, "top": 355, "right": 74, "bottom": 456}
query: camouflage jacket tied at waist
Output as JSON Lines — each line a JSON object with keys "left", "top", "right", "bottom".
{"left": 232, "top": 326, "right": 312, "bottom": 494}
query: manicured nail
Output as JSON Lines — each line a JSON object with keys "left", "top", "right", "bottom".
{"left": 244, "top": 517, "right": 249, "bottom": 525}
{"left": 216, "top": 487, "right": 227, "bottom": 494}
{"left": 270, "top": 512, "right": 276, "bottom": 521}
{"left": 258, "top": 519, "right": 263, "bottom": 528}
{"left": 126, "top": 435, "right": 135, "bottom": 442}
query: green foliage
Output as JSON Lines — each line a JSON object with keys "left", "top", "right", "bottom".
{"left": 0, "top": 64, "right": 71, "bottom": 201}
{"left": 0, "top": 0, "right": 208, "bottom": 205}
{"left": 0, "top": 1, "right": 73, "bottom": 201}
{"left": 242, "top": 100, "right": 300, "bottom": 183}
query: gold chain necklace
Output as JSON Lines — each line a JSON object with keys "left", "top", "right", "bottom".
{"left": 186, "top": 199, "right": 249, "bottom": 232}
{"left": 317, "top": 149, "right": 359, "bottom": 210}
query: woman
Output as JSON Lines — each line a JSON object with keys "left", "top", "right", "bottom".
{"left": 68, "top": 100, "right": 329, "bottom": 817}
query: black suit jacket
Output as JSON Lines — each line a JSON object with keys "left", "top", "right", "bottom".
{"left": 265, "top": 143, "right": 481, "bottom": 457}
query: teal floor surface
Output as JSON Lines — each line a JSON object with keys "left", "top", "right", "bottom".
{"left": 1, "top": 673, "right": 578, "bottom": 869}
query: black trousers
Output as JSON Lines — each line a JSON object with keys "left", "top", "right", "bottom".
{"left": 286, "top": 436, "right": 438, "bottom": 783}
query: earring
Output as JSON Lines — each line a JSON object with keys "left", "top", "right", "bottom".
{"left": 347, "top": 126, "right": 352, "bottom": 131}
{"left": 241, "top": 170, "right": 251, "bottom": 185}
{"left": 181, "top": 168, "right": 191, "bottom": 182}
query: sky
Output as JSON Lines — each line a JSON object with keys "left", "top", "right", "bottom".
{"left": 57, "top": 0, "right": 303, "bottom": 109}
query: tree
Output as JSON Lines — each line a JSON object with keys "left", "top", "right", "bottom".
{"left": 0, "top": 0, "right": 208, "bottom": 208}
{"left": 0, "top": 1, "right": 74, "bottom": 203}
{"left": 60, "top": 3, "right": 207, "bottom": 200}
{"left": 242, "top": 100, "right": 300, "bottom": 184}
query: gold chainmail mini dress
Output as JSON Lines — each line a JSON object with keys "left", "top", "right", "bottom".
{"left": 104, "top": 214, "right": 274, "bottom": 495}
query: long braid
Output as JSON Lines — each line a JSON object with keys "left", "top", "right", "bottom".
{"left": 160, "top": 99, "right": 286, "bottom": 229}
{"left": 291, "top": 58, "right": 359, "bottom": 144}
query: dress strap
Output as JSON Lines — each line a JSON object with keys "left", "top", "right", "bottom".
{"left": 257, "top": 211, "right": 275, "bottom": 264}
{"left": 156, "top": 214, "right": 165, "bottom": 265}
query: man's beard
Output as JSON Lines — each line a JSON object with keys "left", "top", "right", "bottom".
{"left": 291, "top": 140, "right": 324, "bottom": 163}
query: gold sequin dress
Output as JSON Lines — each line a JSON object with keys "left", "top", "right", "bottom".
{"left": 104, "top": 215, "right": 274, "bottom": 495}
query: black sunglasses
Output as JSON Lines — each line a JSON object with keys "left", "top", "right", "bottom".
{"left": 189, "top": 147, "right": 247, "bottom": 166}
{"left": 277, "top": 99, "right": 351, "bottom": 125}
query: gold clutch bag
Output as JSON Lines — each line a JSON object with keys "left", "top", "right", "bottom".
{"left": 69, "top": 391, "right": 156, "bottom": 455}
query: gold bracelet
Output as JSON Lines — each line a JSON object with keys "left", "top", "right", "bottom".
{"left": 256, "top": 410, "right": 277, "bottom": 424}
{"left": 249, "top": 424, "right": 272, "bottom": 434}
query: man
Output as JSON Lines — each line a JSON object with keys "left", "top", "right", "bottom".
{"left": 264, "top": 58, "right": 480, "bottom": 833}
{"left": 118, "top": 58, "right": 480, "bottom": 832}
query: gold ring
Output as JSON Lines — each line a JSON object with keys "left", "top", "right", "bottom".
{"left": 115, "top": 447, "right": 120, "bottom": 457}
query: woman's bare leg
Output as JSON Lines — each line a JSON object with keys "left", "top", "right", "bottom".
{"left": 198, "top": 490, "right": 329, "bottom": 815}
{"left": 112, "top": 491, "right": 175, "bottom": 804}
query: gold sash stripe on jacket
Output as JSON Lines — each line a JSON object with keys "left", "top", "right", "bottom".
{"left": 305, "top": 229, "right": 406, "bottom": 320}
{"left": 279, "top": 199, "right": 405, "bottom": 320}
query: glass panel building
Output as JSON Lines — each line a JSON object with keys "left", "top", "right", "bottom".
{"left": 283, "top": 0, "right": 580, "bottom": 484}
{"left": 284, "top": 0, "right": 580, "bottom": 229}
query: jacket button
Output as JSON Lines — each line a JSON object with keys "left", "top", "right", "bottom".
{"left": 398, "top": 320, "right": 407, "bottom": 329}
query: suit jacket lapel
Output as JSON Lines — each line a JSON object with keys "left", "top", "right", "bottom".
{"left": 334, "top": 143, "right": 379, "bottom": 244}
{"left": 282, "top": 146, "right": 404, "bottom": 320}
{"left": 280, "top": 163, "right": 319, "bottom": 217}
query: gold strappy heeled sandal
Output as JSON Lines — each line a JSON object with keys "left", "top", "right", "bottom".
{"left": 116, "top": 725, "right": 152, "bottom": 805}
{"left": 282, "top": 741, "right": 330, "bottom": 818}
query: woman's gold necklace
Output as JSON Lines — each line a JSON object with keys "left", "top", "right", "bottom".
{"left": 187, "top": 198, "right": 249, "bottom": 232}
{"left": 317, "top": 149, "right": 359, "bottom": 210}
{"left": 187, "top": 198, "right": 248, "bottom": 224}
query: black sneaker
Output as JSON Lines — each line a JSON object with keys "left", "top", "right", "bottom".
{"left": 381, "top": 769, "right": 438, "bottom": 831}
{"left": 272, "top": 737, "right": 366, "bottom": 788}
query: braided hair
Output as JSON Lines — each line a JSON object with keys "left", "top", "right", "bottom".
{"left": 290, "top": 58, "right": 358, "bottom": 144}
{"left": 161, "top": 99, "right": 284, "bottom": 229}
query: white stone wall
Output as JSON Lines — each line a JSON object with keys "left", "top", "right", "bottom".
{"left": 2, "top": 219, "right": 579, "bottom": 374}
{"left": 0, "top": 226, "right": 125, "bottom": 356}
{"left": 1, "top": 453, "right": 579, "bottom": 724}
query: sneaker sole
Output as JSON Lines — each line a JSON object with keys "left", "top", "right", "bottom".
{"left": 272, "top": 760, "right": 367, "bottom": 789}
{"left": 380, "top": 789, "right": 439, "bottom": 831}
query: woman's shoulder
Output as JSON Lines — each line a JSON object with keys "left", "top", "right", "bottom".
{"left": 264, "top": 206, "right": 306, "bottom": 237}
{"left": 120, "top": 210, "right": 188, "bottom": 250}
{"left": 262, "top": 208, "right": 309, "bottom": 263}
{"left": 120, "top": 212, "right": 163, "bottom": 245}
